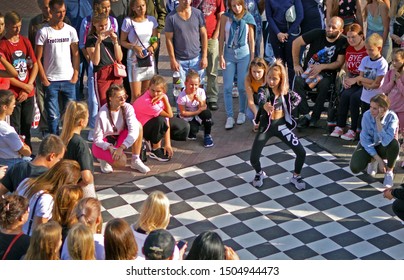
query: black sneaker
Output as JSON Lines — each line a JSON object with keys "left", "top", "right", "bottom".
{"left": 297, "top": 116, "right": 309, "bottom": 128}
{"left": 208, "top": 102, "right": 219, "bottom": 111}
{"left": 149, "top": 148, "right": 170, "bottom": 162}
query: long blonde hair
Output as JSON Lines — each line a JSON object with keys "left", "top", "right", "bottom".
{"left": 25, "top": 221, "right": 62, "bottom": 260}
{"left": 60, "top": 101, "right": 89, "bottom": 145}
{"left": 67, "top": 223, "right": 95, "bottom": 260}
{"left": 23, "top": 160, "right": 81, "bottom": 199}
{"left": 389, "top": 0, "right": 404, "bottom": 18}
{"left": 134, "top": 191, "right": 170, "bottom": 233}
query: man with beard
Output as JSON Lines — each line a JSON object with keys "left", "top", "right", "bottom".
{"left": 292, "top": 16, "right": 347, "bottom": 128}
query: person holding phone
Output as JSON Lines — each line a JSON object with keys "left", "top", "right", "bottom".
{"left": 350, "top": 94, "right": 400, "bottom": 188}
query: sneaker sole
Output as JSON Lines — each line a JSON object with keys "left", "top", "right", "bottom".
{"left": 340, "top": 136, "right": 355, "bottom": 141}
{"left": 130, "top": 164, "right": 150, "bottom": 174}
{"left": 204, "top": 143, "right": 214, "bottom": 148}
{"left": 149, "top": 153, "right": 170, "bottom": 162}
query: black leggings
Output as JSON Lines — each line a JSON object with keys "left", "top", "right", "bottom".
{"left": 143, "top": 116, "right": 190, "bottom": 144}
{"left": 188, "top": 109, "right": 212, "bottom": 137}
{"left": 250, "top": 118, "right": 306, "bottom": 174}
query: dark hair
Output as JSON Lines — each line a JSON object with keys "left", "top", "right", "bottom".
{"left": 346, "top": 23, "right": 364, "bottom": 38}
{"left": 106, "top": 83, "right": 126, "bottom": 110}
{"left": 104, "top": 218, "right": 138, "bottom": 260}
{"left": 0, "top": 194, "right": 29, "bottom": 229}
{"left": 37, "top": 134, "right": 65, "bottom": 157}
{"left": 185, "top": 231, "right": 225, "bottom": 260}
{"left": 185, "top": 69, "right": 200, "bottom": 83}
{"left": 49, "top": 0, "right": 65, "bottom": 10}
{"left": 4, "top": 11, "right": 21, "bottom": 26}
{"left": 0, "top": 90, "right": 15, "bottom": 114}
{"left": 143, "top": 229, "right": 175, "bottom": 260}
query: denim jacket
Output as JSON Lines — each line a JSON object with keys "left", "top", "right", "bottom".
{"left": 360, "top": 109, "right": 399, "bottom": 156}
{"left": 254, "top": 86, "right": 301, "bottom": 130}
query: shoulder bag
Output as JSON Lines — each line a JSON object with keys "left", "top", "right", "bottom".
{"left": 131, "top": 21, "right": 153, "bottom": 68}
{"left": 103, "top": 44, "right": 127, "bottom": 78}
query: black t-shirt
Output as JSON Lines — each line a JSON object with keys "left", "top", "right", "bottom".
{"left": 85, "top": 34, "right": 115, "bottom": 72}
{"left": 302, "top": 29, "right": 347, "bottom": 75}
{"left": 1, "top": 161, "right": 48, "bottom": 192}
{"left": 65, "top": 133, "right": 94, "bottom": 173}
{"left": 0, "top": 232, "right": 30, "bottom": 260}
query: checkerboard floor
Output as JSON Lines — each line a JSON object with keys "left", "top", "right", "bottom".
{"left": 97, "top": 138, "right": 404, "bottom": 260}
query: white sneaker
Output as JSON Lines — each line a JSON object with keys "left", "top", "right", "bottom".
{"left": 290, "top": 175, "right": 306, "bottom": 190}
{"left": 366, "top": 160, "right": 378, "bottom": 177}
{"left": 131, "top": 158, "right": 150, "bottom": 174}
{"left": 99, "top": 159, "right": 113, "bottom": 174}
{"left": 252, "top": 171, "right": 268, "bottom": 188}
{"left": 330, "top": 126, "right": 343, "bottom": 138}
{"left": 236, "top": 113, "right": 246, "bottom": 125}
{"left": 87, "top": 129, "right": 94, "bottom": 141}
{"left": 225, "top": 117, "right": 235, "bottom": 129}
{"left": 383, "top": 171, "right": 394, "bottom": 188}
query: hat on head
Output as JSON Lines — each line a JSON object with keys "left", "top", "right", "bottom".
{"left": 143, "top": 229, "right": 175, "bottom": 260}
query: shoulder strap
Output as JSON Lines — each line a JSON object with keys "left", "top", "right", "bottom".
{"left": 109, "top": 16, "right": 117, "bottom": 32}
{"left": 2, "top": 232, "right": 24, "bottom": 260}
{"left": 131, "top": 20, "right": 147, "bottom": 49}
{"left": 83, "top": 15, "right": 92, "bottom": 45}
{"left": 27, "top": 192, "right": 45, "bottom": 235}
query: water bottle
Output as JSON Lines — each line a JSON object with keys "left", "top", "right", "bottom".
{"left": 172, "top": 71, "right": 181, "bottom": 97}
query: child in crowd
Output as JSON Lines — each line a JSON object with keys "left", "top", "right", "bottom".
{"left": 357, "top": 33, "right": 389, "bottom": 119}
{"left": 381, "top": 48, "right": 404, "bottom": 166}
{"left": 61, "top": 197, "right": 104, "bottom": 260}
{"left": 66, "top": 223, "right": 96, "bottom": 260}
{"left": 60, "top": 101, "right": 95, "bottom": 197}
{"left": 245, "top": 58, "right": 268, "bottom": 132}
{"left": 250, "top": 59, "right": 306, "bottom": 190}
{"left": 24, "top": 220, "right": 62, "bottom": 260}
{"left": 104, "top": 218, "right": 139, "bottom": 260}
{"left": 177, "top": 70, "right": 214, "bottom": 148}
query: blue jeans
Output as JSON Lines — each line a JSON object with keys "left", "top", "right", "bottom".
{"left": 223, "top": 45, "right": 250, "bottom": 118}
{"left": 178, "top": 55, "right": 205, "bottom": 89}
{"left": 246, "top": 104, "right": 258, "bottom": 122}
{"left": 0, "top": 157, "right": 24, "bottom": 168}
{"left": 44, "top": 80, "right": 76, "bottom": 135}
{"left": 86, "top": 62, "right": 97, "bottom": 129}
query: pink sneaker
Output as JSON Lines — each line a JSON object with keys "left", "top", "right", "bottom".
{"left": 330, "top": 126, "right": 343, "bottom": 138}
{"left": 341, "top": 129, "right": 356, "bottom": 141}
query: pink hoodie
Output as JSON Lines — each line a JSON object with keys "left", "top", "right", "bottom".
{"left": 381, "top": 69, "right": 404, "bottom": 113}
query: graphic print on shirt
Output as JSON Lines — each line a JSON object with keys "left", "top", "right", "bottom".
{"left": 308, "top": 46, "right": 336, "bottom": 65}
{"left": 193, "top": 0, "right": 216, "bottom": 16}
{"left": 11, "top": 50, "right": 27, "bottom": 81}
{"left": 363, "top": 66, "right": 377, "bottom": 90}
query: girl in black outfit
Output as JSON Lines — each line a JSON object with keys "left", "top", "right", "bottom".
{"left": 250, "top": 59, "right": 306, "bottom": 190}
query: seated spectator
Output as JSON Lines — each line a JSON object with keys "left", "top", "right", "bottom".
{"left": 143, "top": 229, "right": 175, "bottom": 260}
{"left": 177, "top": 70, "right": 214, "bottom": 147}
{"left": 133, "top": 75, "right": 189, "bottom": 162}
{"left": 92, "top": 84, "right": 148, "bottom": 174}
{"left": 0, "top": 90, "right": 31, "bottom": 167}
{"left": 24, "top": 220, "right": 62, "bottom": 260}
{"left": 0, "top": 134, "right": 65, "bottom": 196}
{"left": 0, "top": 194, "right": 30, "bottom": 260}
{"left": 61, "top": 197, "right": 105, "bottom": 260}
{"left": 51, "top": 184, "right": 84, "bottom": 243}
{"left": 330, "top": 23, "right": 367, "bottom": 140}
{"left": 185, "top": 231, "right": 239, "bottom": 260}
{"left": 104, "top": 218, "right": 140, "bottom": 260}
{"left": 66, "top": 223, "right": 95, "bottom": 260}
{"left": 350, "top": 94, "right": 400, "bottom": 188}
{"left": 291, "top": 16, "right": 347, "bottom": 128}
{"left": 60, "top": 101, "right": 95, "bottom": 197}
{"left": 131, "top": 191, "right": 181, "bottom": 259}
{"left": 16, "top": 159, "right": 81, "bottom": 236}
{"left": 390, "top": 0, "right": 404, "bottom": 49}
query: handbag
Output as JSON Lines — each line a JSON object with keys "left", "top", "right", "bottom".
{"left": 285, "top": 5, "right": 296, "bottom": 23}
{"left": 103, "top": 42, "right": 127, "bottom": 78}
{"left": 131, "top": 21, "right": 153, "bottom": 68}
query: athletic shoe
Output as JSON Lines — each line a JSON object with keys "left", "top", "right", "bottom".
{"left": 236, "top": 113, "right": 246, "bottom": 125}
{"left": 297, "top": 116, "right": 309, "bottom": 128}
{"left": 87, "top": 129, "right": 94, "bottom": 141}
{"left": 341, "top": 129, "right": 356, "bottom": 141}
{"left": 383, "top": 171, "right": 394, "bottom": 188}
{"left": 330, "top": 126, "right": 343, "bottom": 138}
{"left": 252, "top": 171, "right": 268, "bottom": 188}
{"left": 225, "top": 117, "right": 235, "bottom": 129}
{"left": 203, "top": 134, "right": 214, "bottom": 148}
{"left": 130, "top": 158, "right": 150, "bottom": 173}
{"left": 290, "top": 175, "right": 306, "bottom": 190}
{"left": 367, "top": 160, "right": 378, "bottom": 177}
{"left": 187, "top": 134, "right": 197, "bottom": 141}
{"left": 149, "top": 148, "right": 170, "bottom": 162}
{"left": 99, "top": 160, "right": 113, "bottom": 174}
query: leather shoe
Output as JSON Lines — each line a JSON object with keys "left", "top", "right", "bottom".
{"left": 209, "top": 102, "right": 219, "bottom": 111}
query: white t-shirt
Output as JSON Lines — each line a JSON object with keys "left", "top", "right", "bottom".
{"left": 61, "top": 233, "right": 105, "bottom": 260}
{"left": 177, "top": 88, "right": 207, "bottom": 122}
{"left": 358, "top": 55, "right": 388, "bottom": 104}
{"left": 0, "top": 120, "right": 23, "bottom": 159}
{"left": 16, "top": 178, "right": 53, "bottom": 236}
{"left": 35, "top": 23, "right": 79, "bottom": 81}
{"left": 121, "top": 16, "right": 158, "bottom": 48}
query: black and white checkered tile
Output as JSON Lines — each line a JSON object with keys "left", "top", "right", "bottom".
{"left": 97, "top": 138, "right": 404, "bottom": 260}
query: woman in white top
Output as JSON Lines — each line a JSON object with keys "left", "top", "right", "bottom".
{"left": 0, "top": 90, "right": 31, "bottom": 167}
{"left": 120, "top": 0, "right": 159, "bottom": 101}
{"left": 16, "top": 159, "right": 81, "bottom": 236}
{"left": 92, "top": 84, "right": 149, "bottom": 174}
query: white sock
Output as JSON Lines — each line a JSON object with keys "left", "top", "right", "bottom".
{"left": 132, "top": 154, "right": 139, "bottom": 160}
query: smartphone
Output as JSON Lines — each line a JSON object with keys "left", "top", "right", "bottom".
{"left": 177, "top": 240, "right": 187, "bottom": 250}
{"left": 142, "top": 49, "right": 148, "bottom": 56}
{"left": 101, "top": 29, "right": 113, "bottom": 37}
